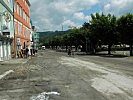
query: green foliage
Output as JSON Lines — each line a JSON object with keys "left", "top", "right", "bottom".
{"left": 39, "top": 31, "right": 67, "bottom": 40}
{"left": 90, "top": 13, "right": 118, "bottom": 45}
{"left": 117, "top": 13, "right": 133, "bottom": 56}
{"left": 117, "top": 13, "right": 133, "bottom": 44}
{"left": 90, "top": 13, "right": 118, "bottom": 54}
{"left": 40, "top": 13, "right": 133, "bottom": 56}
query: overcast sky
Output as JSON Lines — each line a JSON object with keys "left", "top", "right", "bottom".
{"left": 29, "top": 0, "right": 133, "bottom": 32}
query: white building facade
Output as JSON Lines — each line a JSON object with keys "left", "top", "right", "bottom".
{"left": 0, "top": 0, "right": 14, "bottom": 61}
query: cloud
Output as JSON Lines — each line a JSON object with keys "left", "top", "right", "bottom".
{"left": 29, "top": 0, "right": 133, "bottom": 31}
{"left": 63, "top": 20, "right": 77, "bottom": 28}
{"left": 73, "top": 12, "right": 91, "bottom": 22}
{"left": 29, "top": 0, "right": 99, "bottom": 31}
{"left": 103, "top": 0, "right": 133, "bottom": 16}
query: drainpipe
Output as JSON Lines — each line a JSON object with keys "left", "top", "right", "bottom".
{"left": 0, "top": 11, "right": 4, "bottom": 60}
{"left": 0, "top": 13, "right": 2, "bottom": 61}
{"left": 12, "top": 0, "right": 16, "bottom": 58}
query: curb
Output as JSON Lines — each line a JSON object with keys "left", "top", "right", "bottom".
{"left": 0, "top": 70, "right": 14, "bottom": 80}
{"left": 0, "top": 58, "right": 31, "bottom": 80}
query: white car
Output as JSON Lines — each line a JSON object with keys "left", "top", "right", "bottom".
{"left": 42, "top": 46, "right": 45, "bottom": 50}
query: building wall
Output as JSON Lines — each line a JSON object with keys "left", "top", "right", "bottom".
{"left": 0, "top": 0, "right": 14, "bottom": 61}
{"left": 1, "top": 0, "right": 13, "bottom": 12}
{"left": 33, "top": 32, "right": 39, "bottom": 49}
{"left": 14, "top": 0, "right": 30, "bottom": 52}
{"left": 0, "top": 0, "right": 14, "bottom": 37}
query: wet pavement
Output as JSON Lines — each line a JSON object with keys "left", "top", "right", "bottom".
{"left": 0, "top": 50, "right": 133, "bottom": 100}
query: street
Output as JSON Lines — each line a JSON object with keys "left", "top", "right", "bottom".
{"left": 0, "top": 50, "right": 133, "bottom": 100}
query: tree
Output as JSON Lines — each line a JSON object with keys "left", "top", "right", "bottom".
{"left": 117, "top": 14, "right": 133, "bottom": 56}
{"left": 90, "top": 13, "right": 118, "bottom": 55}
{"left": 62, "top": 35, "right": 69, "bottom": 51}
{"left": 67, "top": 28, "right": 86, "bottom": 51}
{"left": 82, "top": 22, "right": 91, "bottom": 53}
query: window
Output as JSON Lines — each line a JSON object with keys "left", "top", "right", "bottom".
{"left": 25, "top": 1, "right": 26, "bottom": 5}
{"left": 15, "top": 22, "right": 17, "bottom": 33}
{"left": 26, "top": 16, "right": 28, "bottom": 23}
{"left": 21, "top": 7, "right": 22, "bottom": 17}
{"left": 17, "top": 4, "right": 22, "bottom": 17}
{"left": 23, "top": 11, "right": 25, "bottom": 19}
{"left": 27, "top": 5, "right": 30, "bottom": 11}
{"left": 18, "top": 23, "right": 22, "bottom": 34}
{"left": 17, "top": 3, "right": 19, "bottom": 15}
{"left": 19, "top": 6, "right": 22, "bottom": 17}
{"left": 28, "top": 18, "right": 30, "bottom": 23}
{"left": 25, "top": 13, "right": 26, "bottom": 20}
{"left": 22, "top": 26, "right": 25, "bottom": 36}
{"left": 24, "top": 12, "right": 25, "bottom": 20}
{"left": 18, "top": 24, "right": 19, "bottom": 34}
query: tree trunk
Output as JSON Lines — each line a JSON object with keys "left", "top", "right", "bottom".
{"left": 81, "top": 45, "right": 86, "bottom": 52}
{"left": 66, "top": 45, "right": 68, "bottom": 52}
{"left": 52, "top": 46, "right": 54, "bottom": 49}
{"left": 75, "top": 46, "right": 78, "bottom": 52}
{"left": 92, "top": 47, "right": 96, "bottom": 54}
{"left": 108, "top": 45, "right": 112, "bottom": 55}
{"left": 130, "top": 43, "right": 133, "bottom": 56}
{"left": 90, "top": 43, "right": 96, "bottom": 54}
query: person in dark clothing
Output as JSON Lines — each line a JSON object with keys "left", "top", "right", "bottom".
{"left": 35, "top": 49, "right": 38, "bottom": 53}
{"left": 68, "top": 48, "right": 71, "bottom": 56}
{"left": 30, "top": 49, "right": 33, "bottom": 56}
{"left": 33, "top": 49, "right": 35, "bottom": 56}
{"left": 21, "top": 48, "right": 26, "bottom": 58}
{"left": 25, "top": 47, "right": 29, "bottom": 58}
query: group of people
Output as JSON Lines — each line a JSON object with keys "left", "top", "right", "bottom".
{"left": 68, "top": 48, "right": 74, "bottom": 56}
{"left": 17, "top": 47, "right": 38, "bottom": 59}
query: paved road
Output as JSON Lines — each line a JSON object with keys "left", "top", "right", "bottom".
{"left": 0, "top": 50, "right": 133, "bottom": 100}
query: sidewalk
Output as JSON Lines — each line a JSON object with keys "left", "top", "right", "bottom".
{"left": 0, "top": 58, "right": 30, "bottom": 78}
{"left": 128, "top": 56, "right": 133, "bottom": 60}
{"left": 1, "top": 58, "right": 30, "bottom": 64}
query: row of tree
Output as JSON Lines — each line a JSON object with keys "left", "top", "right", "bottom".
{"left": 42, "top": 13, "right": 133, "bottom": 56}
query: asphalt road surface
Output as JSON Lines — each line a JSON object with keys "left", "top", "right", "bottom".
{"left": 0, "top": 49, "right": 133, "bottom": 100}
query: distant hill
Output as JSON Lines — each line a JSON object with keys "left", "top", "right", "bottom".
{"left": 38, "top": 31, "right": 67, "bottom": 40}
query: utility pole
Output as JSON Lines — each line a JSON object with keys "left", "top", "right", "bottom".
{"left": 13, "top": 0, "right": 16, "bottom": 58}
{"left": 62, "top": 24, "right": 64, "bottom": 31}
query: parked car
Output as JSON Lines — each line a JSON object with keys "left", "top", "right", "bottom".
{"left": 42, "top": 46, "right": 45, "bottom": 50}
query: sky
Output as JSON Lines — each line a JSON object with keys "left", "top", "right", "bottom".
{"left": 29, "top": 0, "right": 133, "bottom": 32}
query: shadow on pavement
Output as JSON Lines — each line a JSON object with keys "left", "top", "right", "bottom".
{"left": 76, "top": 52, "right": 128, "bottom": 58}
{"left": 99, "top": 54, "right": 128, "bottom": 58}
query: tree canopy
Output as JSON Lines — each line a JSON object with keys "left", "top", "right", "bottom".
{"left": 40, "top": 13, "right": 133, "bottom": 56}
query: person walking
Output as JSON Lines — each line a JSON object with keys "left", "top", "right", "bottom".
{"left": 68, "top": 47, "right": 71, "bottom": 56}
{"left": 33, "top": 49, "right": 35, "bottom": 56}
{"left": 30, "top": 49, "right": 33, "bottom": 56}
{"left": 25, "top": 47, "right": 29, "bottom": 58}
{"left": 21, "top": 48, "right": 26, "bottom": 58}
